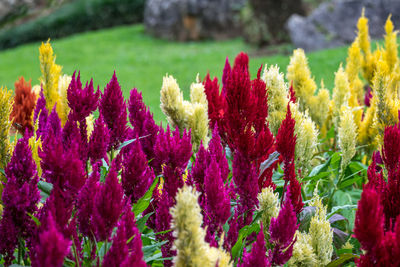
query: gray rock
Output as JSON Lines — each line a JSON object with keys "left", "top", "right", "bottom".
{"left": 0, "top": 0, "right": 40, "bottom": 22}
{"left": 144, "top": 0, "right": 246, "bottom": 41}
{"left": 287, "top": 0, "right": 400, "bottom": 51}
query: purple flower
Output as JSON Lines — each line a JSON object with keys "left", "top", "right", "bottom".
{"left": 239, "top": 225, "right": 271, "bottom": 267}
{"left": 76, "top": 165, "right": 100, "bottom": 238}
{"left": 99, "top": 71, "right": 128, "bottom": 151}
{"left": 191, "top": 143, "right": 208, "bottom": 195}
{"left": 269, "top": 192, "right": 298, "bottom": 265}
{"left": 208, "top": 126, "right": 230, "bottom": 182}
{"left": 32, "top": 213, "right": 71, "bottom": 267}
{"left": 67, "top": 71, "right": 100, "bottom": 121}
{"left": 204, "top": 157, "right": 231, "bottom": 237}
{"left": 232, "top": 150, "right": 259, "bottom": 227}
{"left": 5, "top": 137, "right": 36, "bottom": 185}
{"left": 88, "top": 115, "right": 110, "bottom": 164}
{"left": 155, "top": 191, "right": 175, "bottom": 267}
{"left": 33, "top": 88, "right": 47, "bottom": 122}
{"left": 224, "top": 208, "right": 239, "bottom": 252}
{"left": 121, "top": 139, "right": 154, "bottom": 203}
{"left": 0, "top": 174, "right": 40, "bottom": 265}
{"left": 128, "top": 88, "right": 160, "bottom": 165}
{"left": 153, "top": 126, "right": 192, "bottom": 174}
{"left": 92, "top": 164, "right": 124, "bottom": 242}
{"left": 44, "top": 105, "right": 62, "bottom": 140}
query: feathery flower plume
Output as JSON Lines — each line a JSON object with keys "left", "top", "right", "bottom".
{"left": 76, "top": 165, "right": 100, "bottom": 238}
{"left": 269, "top": 192, "right": 298, "bottom": 265}
{"left": 189, "top": 102, "right": 209, "bottom": 151}
{"left": 39, "top": 40, "right": 61, "bottom": 112}
{"left": 203, "top": 74, "right": 225, "bottom": 129}
{"left": 99, "top": 71, "right": 128, "bottom": 151}
{"left": 0, "top": 86, "right": 13, "bottom": 173}
{"left": 92, "top": 165, "right": 124, "bottom": 242}
{"left": 384, "top": 15, "right": 398, "bottom": 72}
{"left": 67, "top": 72, "right": 99, "bottom": 122}
{"left": 338, "top": 105, "right": 357, "bottom": 171}
{"left": 262, "top": 65, "right": 289, "bottom": 135}
{"left": 257, "top": 187, "right": 279, "bottom": 242}
{"left": 11, "top": 77, "right": 36, "bottom": 134}
{"left": 238, "top": 225, "right": 270, "bottom": 267}
{"left": 204, "top": 157, "right": 231, "bottom": 238}
{"left": 128, "top": 87, "right": 160, "bottom": 164}
{"left": 121, "top": 139, "right": 154, "bottom": 203}
{"left": 308, "top": 195, "right": 333, "bottom": 265}
{"left": 32, "top": 213, "right": 71, "bottom": 267}
{"left": 171, "top": 185, "right": 232, "bottom": 267}
{"left": 88, "top": 115, "right": 110, "bottom": 163}
{"left": 345, "top": 40, "right": 364, "bottom": 104}
{"left": 57, "top": 74, "right": 72, "bottom": 125}
{"left": 288, "top": 231, "right": 318, "bottom": 267}
{"left": 332, "top": 65, "right": 350, "bottom": 129}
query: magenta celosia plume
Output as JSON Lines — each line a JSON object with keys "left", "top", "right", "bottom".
{"left": 239, "top": 225, "right": 271, "bottom": 267}
{"left": 88, "top": 115, "right": 110, "bottom": 163}
{"left": 99, "top": 71, "right": 128, "bottom": 151}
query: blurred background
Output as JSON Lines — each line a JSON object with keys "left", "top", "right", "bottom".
{"left": 0, "top": 0, "right": 398, "bottom": 122}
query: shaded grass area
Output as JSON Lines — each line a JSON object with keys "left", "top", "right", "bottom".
{"left": 0, "top": 24, "right": 351, "bottom": 123}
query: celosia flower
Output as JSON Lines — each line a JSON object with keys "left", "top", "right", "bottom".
{"left": 99, "top": 71, "right": 128, "bottom": 151}
{"left": 155, "top": 191, "right": 175, "bottom": 267}
{"left": 0, "top": 174, "right": 40, "bottom": 265}
{"left": 384, "top": 15, "right": 398, "bottom": 71}
{"left": 57, "top": 74, "right": 72, "bottom": 125}
{"left": 338, "top": 105, "right": 357, "bottom": 170}
{"left": 76, "top": 164, "right": 100, "bottom": 238}
{"left": 0, "top": 86, "right": 13, "bottom": 172}
{"left": 188, "top": 102, "right": 209, "bottom": 151}
{"left": 39, "top": 40, "right": 61, "bottom": 113}
{"left": 45, "top": 105, "right": 62, "bottom": 140}
{"left": 288, "top": 231, "right": 318, "bottom": 267}
{"left": 262, "top": 65, "right": 289, "bottom": 135}
{"left": 345, "top": 40, "right": 364, "bottom": 104}
{"left": 204, "top": 157, "right": 231, "bottom": 237}
{"left": 332, "top": 65, "right": 350, "bottom": 129}
{"left": 121, "top": 139, "right": 154, "bottom": 203}
{"left": 232, "top": 150, "right": 259, "bottom": 227}
{"left": 208, "top": 126, "right": 230, "bottom": 182}
{"left": 102, "top": 218, "right": 129, "bottom": 266}
{"left": 308, "top": 195, "right": 333, "bottom": 265}
{"left": 88, "top": 115, "right": 110, "bottom": 163}
{"left": 128, "top": 87, "right": 160, "bottom": 165}
{"left": 92, "top": 164, "right": 124, "bottom": 242}
{"left": 67, "top": 72, "right": 99, "bottom": 122}
{"left": 191, "top": 143, "right": 208, "bottom": 195}
{"left": 224, "top": 209, "right": 239, "bottom": 252}
{"left": 257, "top": 187, "right": 279, "bottom": 241}
{"left": 203, "top": 74, "right": 225, "bottom": 129}
{"left": 32, "top": 213, "right": 71, "bottom": 267}
{"left": 171, "top": 185, "right": 232, "bottom": 267}
{"left": 238, "top": 225, "right": 270, "bottom": 267}
{"left": 276, "top": 104, "right": 296, "bottom": 163}
{"left": 11, "top": 77, "right": 36, "bottom": 134}
{"left": 269, "top": 192, "right": 298, "bottom": 265}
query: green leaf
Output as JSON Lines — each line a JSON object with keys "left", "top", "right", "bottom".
{"left": 328, "top": 205, "right": 357, "bottom": 218}
{"left": 132, "top": 176, "right": 159, "bottom": 216}
{"left": 326, "top": 253, "right": 359, "bottom": 267}
{"left": 136, "top": 212, "right": 154, "bottom": 233}
{"left": 143, "top": 241, "right": 168, "bottom": 259}
{"left": 27, "top": 212, "right": 41, "bottom": 227}
{"left": 231, "top": 222, "right": 260, "bottom": 258}
{"left": 38, "top": 181, "right": 53, "bottom": 202}
{"left": 118, "top": 134, "right": 151, "bottom": 150}
{"left": 308, "top": 156, "right": 332, "bottom": 177}
{"left": 0, "top": 168, "right": 4, "bottom": 176}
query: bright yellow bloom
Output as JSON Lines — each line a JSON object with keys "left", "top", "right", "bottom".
{"left": 345, "top": 40, "right": 364, "bottom": 103}
{"left": 58, "top": 74, "right": 72, "bottom": 125}
{"left": 384, "top": 15, "right": 398, "bottom": 72}
{"left": 0, "top": 87, "right": 13, "bottom": 172}
{"left": 262, "top": 65, "right": 289, "bottom": 135}
{"left": 171, "top": 185, "right": 232, "bottom": 267}
{"left": 39, "top": 40, "right": 62, "bottom": 113}
{"left": 310, "top": 83, "right": 330, "bottom": 129}
{"left": 286, "top": 49, "right": 317, "bottom": 113}
{"left": 357, "top": 9, "right": 371, "bottom": 58}
{"left": 29, "top": 119, "right": 42, "bottom": 177}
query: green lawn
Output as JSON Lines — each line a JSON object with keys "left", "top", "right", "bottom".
{"left": 0, "top": 24, "right": 351, "bottom": 123}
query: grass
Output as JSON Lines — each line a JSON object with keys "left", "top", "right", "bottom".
{"left": 0, "top": 24, "right": 351, "bottom": 123}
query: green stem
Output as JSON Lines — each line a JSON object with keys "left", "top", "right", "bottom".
{"left": 17, "top": 239, "right": 22, "bottom": 265}
{"left": 72, "top": 237, "right": 81, "bottom": 267}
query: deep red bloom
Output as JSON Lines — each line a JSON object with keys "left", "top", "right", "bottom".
{"left": 203, "top": 74, "right": 226, "bottom": 129}
{"left": 99, "top": 71, "right": 128, "bottom": 151}
{"left": 288, "top": 82, "right": 296, "bottom": 103}
{"left": 276, "top": 104, "right": 296, "bottom": 164}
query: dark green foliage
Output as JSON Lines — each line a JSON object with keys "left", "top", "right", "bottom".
{"left": 0, "top": 0, "right": 145, "bottom": 50}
